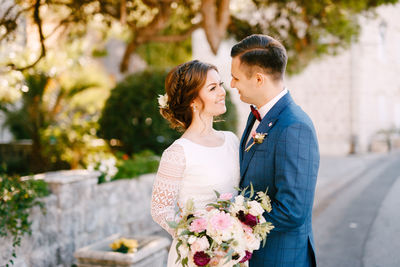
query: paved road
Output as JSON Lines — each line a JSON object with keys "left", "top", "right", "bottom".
{"left": 313, "top": 151, "right": 400, "bottom": 267}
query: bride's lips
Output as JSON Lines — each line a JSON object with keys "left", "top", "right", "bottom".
{"left": 216, "top": 99, "right": 225, "bottom": 105}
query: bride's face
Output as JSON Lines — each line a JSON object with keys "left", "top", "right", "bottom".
{"left": 194, "top": 69, "right": 226, "bottom": 116}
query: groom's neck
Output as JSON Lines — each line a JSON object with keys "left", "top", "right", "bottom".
{"left": 255, "top": 83, "right": 285, "bottom": 109}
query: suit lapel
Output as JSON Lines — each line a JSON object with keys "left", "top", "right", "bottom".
{"left": 240, "top": 92, "right": 294, "bottom": 179}
{"left": 239, "top": 112, "right": 256, "bottom": 163}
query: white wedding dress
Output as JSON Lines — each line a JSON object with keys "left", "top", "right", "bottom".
{"left": 151, "top": 131, "right": 240, "bottom": 267}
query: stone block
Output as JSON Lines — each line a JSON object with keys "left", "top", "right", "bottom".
{"left": 74, "top": 234, "right": 170, "bottom": 267}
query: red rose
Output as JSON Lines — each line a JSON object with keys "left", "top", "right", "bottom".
{"left": 193, "top": 251, "right": 211, "bottom": 266}
{"left": 239, "top": 251, "right": 253, "bottom": 263}
{"left": 122, "top": 154, "right": 129, "bottom": 160}
{"left": 243, "top": 213, "right": 259, "bottom": 227}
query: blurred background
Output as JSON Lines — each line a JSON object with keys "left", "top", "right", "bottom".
{"left": 1, "top": 0, "right": 399, "bottom": 266}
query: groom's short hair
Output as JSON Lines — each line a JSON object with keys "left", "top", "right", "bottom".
{"left": 231, "top": 34, "right": 287, "bottom": 81}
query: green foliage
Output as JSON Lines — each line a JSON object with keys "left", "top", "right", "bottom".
{"left": 137, "top": 38, "right": 192, "bottom": 68}
{"left": 98, "top": 69, "right": 238, "bottom": 155}
{"left": 229, "top": 0, "right": 398, "bottom": 74}
{"left": 98, "top": 69, "right": 180, "bottom": 155}
{"left": 0, "top": 174, "right": 49, "bottom": 267}
{"left": 112, "top": 150, "right": 160, "bottom": 181}
{"left": 42, "top": 112, "right": 110, "bottom": 170}
{"left": 1, "top": 51, "right": 113, "bottom": 174}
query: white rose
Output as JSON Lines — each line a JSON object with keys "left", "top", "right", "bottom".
{"left": 178, "top": 243, "right": 189, "bottom": 258}
{"left": 234, "top": 195, "right": 245, "bottom": 206}
{"left": 191, "top": 236, "right": 210, "bottom": 252}
{"left": 244, "top": 232, "right": 260, "bottom": 251}
{"left": 188, "top": 235, "right": 197, "bottom": 245}
{"left": 249, "top": 201, "right": 264, "bottom": 216}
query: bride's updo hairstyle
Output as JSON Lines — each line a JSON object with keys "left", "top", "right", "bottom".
{"left": 160, "top": 60, "right": 218, "bottom": 131}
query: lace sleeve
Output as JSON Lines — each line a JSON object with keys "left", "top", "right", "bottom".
{"left": 151, "top": 143, "right": 185, "bottom": 236}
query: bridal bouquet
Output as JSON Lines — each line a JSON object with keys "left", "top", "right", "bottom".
{"left": 167, "top": 185, "right": 274, "bottom": 267}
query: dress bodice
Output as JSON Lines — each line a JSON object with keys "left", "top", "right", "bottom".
{"left": 174, "top": 132, "right": 240, "bottom": 210}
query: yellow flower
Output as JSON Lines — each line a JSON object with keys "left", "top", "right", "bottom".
{"left": 110, "top": 239, "right": 122, "bottom": 250}
{"left": 110, "top": 238, "right": 139, "bottom": 253}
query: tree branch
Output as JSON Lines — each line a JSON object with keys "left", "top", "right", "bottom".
{"left": 120, "top": 1, "right": 173, "bottom": 72}
{"left": 8, "top": 0, "right": 46, "bottom": 71}
{"left": 201, "top": 0, "right": 230, "bottom": 54}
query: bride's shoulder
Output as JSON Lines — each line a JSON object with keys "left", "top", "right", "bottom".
{"left": 160, "top": 141, "right": 186, "bottom": 163}
{"left": 163, "top": 140, "right": 185, "bottom": 154}
{"left": 221, "top": 131, "right": 239, "bottom": 145}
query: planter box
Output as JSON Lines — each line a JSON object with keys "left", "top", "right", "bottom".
{"left": 74, "top": 234, "right": 171, "bottom": 267}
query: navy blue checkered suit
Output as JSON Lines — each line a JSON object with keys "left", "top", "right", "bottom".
{"left": 240, "top": 92, "right": 320, "bottom": 267}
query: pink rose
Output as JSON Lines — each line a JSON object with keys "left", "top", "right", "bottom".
{"left": 239, "top": 251, "right": 253, "bottom": 263}
{"left": 191, "top": 236, "right": 210, "bottom": 253}
{"left": 193, "top": 251, "right": 211, "bottom": 266}
{"left": 210, "top": 211, "right": 232, "bottom": 231}
{"left": 219, "top": 192, "right": 233, "bottom": 200}
{"left": 209, "top": 256, "right": 221, "bottom": 266}
{"left": 242, "top": 223, "right": 253, "bottom": 234}
{"left": 189, "top": 218, "right": 207, "bottom": 233}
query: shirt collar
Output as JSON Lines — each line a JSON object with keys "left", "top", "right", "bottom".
{"left": 258, "top": 88, "right": 288, "bottom": 119}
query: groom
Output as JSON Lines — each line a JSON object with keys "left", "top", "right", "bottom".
{"left": 231, "top": 34, "right": 320, "bottom": 267}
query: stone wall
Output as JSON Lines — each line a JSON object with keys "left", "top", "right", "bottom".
{"left": 0, "top": 170, "right": 162, "bottom": 267}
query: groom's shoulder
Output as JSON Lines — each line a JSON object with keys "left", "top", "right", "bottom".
{"left": 278, "top": 103, "right": 316, "bottom": 131}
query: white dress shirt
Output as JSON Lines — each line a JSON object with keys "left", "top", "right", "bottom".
{"left": 246, "top": 88, "right": 288, "bottom": 146}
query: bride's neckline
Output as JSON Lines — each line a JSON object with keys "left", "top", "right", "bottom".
{"left": 180, "top": 131, "right": 226, "bottom": 148}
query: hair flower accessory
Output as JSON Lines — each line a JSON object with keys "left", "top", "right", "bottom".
{"left": 158, "top": 93, "right": 168, "bottom": 109}
{"left": 245, "top": 131, "right": 267, "bottom": 152}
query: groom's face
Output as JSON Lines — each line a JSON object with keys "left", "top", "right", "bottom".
{"left": 230, "top": 57, "right": 257, "bottom": 104}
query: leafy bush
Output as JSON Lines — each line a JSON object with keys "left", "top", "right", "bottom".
{"left": 0, "top": 175, "right": 49, "bottom": 266}
{"left": 98, "top": 69, "right": 179, "bottom": 155}
{"left": 98, "top": 69, "right": 238, "bottom": 155}
{"left": 112, "top": 150, "right": 160, "bottom": 181}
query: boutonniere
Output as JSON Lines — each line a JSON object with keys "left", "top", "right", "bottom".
{"left": 245, "top": 131, "right": 267, "bottom": 152}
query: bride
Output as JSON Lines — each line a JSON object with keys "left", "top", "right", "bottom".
{"left": 151, "top": 60, "right": 240, "bottom": 266}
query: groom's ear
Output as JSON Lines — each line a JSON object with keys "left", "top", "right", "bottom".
{"left": 255, "top": 72, "right": 265, "bottom": 87}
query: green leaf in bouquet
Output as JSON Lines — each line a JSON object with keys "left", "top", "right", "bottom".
{"left": 262, "top": 237, "right": 267, "bottom": 248}
{"left": 214, "top": 190, "right": 221, "bottom": 198}
{"left": 250, "top": 183, "right": 254, "bottom": 198}
{"left": 175, "top": 240, "right": 182, "bottom": 263}
{"left": 240, "top": 185, "right": 248, "bottom": 196}
{"left": 186, "top": 199, "right": 195, "bottom": 213}
{"left": 182, "top": 257, "right": 189, "bottom": 267}
{"left": 206, "top": 203, "right": 220, "bottom": 209}
{"left": 166, "top": 220, "right": 178, "bottom": 229}
{"left": 179, "top": 229, "right": 192, "bottom": 236}
{"left": 220, "top": 242, "right": 229, "bottom": 250}
{"left": 223, "top": 248, "right": 235, "bottom": 264}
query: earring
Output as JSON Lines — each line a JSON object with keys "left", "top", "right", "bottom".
{"left": 193, "top": 106, "right": 197, "bottom": 112}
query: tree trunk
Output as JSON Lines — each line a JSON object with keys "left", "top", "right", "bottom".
{"left": 201, "top": 0, "right": 231, "bottom": 54}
